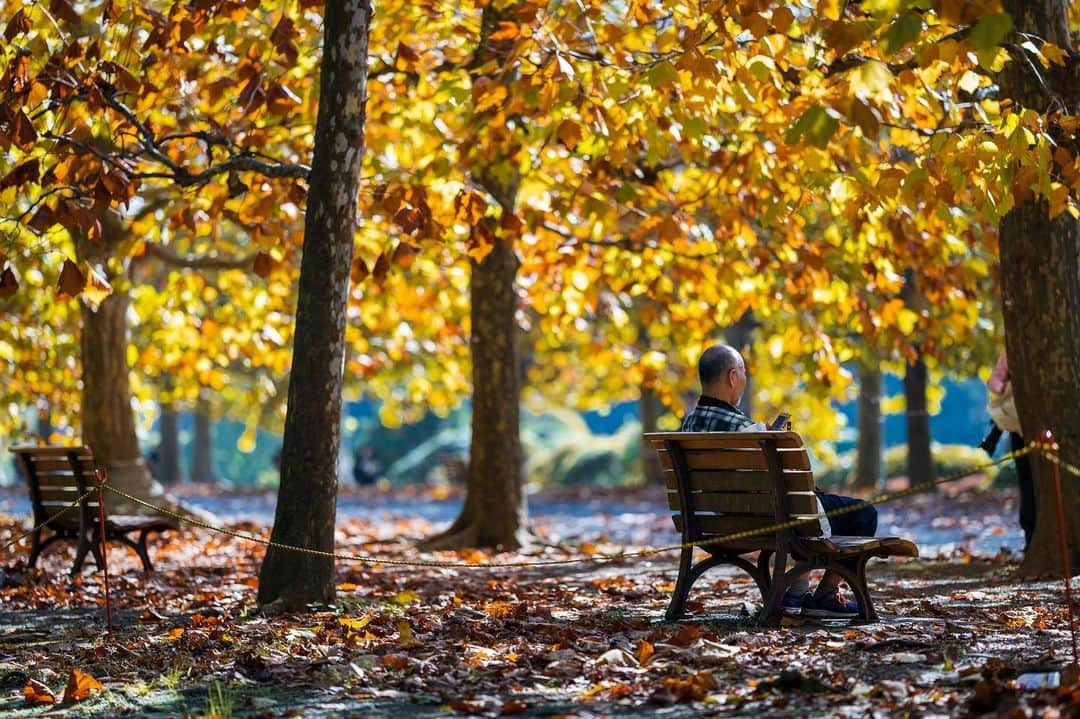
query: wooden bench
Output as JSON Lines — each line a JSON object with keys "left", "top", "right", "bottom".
{"left": 10, "top": 445, "right": 178, "bottom": 574}
{"left": 644, "top": 431, "right": 918, "bottom": 624}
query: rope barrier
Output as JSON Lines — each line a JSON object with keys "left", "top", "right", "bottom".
{"left": 0, "top": 489, "right": 97, "bottom": 555}
{"left": 92, "top": 443, "right": 1043, "bottom": 570}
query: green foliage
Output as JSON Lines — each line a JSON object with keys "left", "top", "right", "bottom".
{"left": 816, "top": 442, "right": 1001, "bottom": 489}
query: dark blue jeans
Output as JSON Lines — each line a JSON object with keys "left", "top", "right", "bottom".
{"left": 816, "top": 490, "right": 877, "bottom": 536}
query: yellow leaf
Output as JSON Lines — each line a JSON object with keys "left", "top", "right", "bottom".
{"left": 896, "top": 308, "right": 919, "bottom": 334}
{"left": 397, "top": 620, "right": 423, "bottom": 647}
{"left": 393, "top": 590, "right": 420, "bottom": 604}
{"left": 850, "top": 61, "right": 893, "bottom": 102}
{"left": 82, "top": 264, "right": 112, "bottom": 307}
{"left": 1041, "top": 42, "right": 1067, "bottom": 66}
{"left": 339, "top": 615, "right": 373, "bottom": 630}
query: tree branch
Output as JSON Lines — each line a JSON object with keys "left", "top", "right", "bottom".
{"left": 141, "top": 242, "right": 260, "bottom": 271}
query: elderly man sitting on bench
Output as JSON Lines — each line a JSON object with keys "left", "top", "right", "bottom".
{"left": 680, "top": 343, "right": 876, "bottom": 618}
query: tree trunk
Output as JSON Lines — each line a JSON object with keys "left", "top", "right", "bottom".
{"left": 158, "top": 402, "right": 182, "bottom": 485}
{"left": 421, "top": 236, "right": 530, "bottom": 549}
{"left": 998, "top": 0, "right": 1080, "bottom": 576}
{"left": 903, "top": 354, "right": 935, "bottom": 487}
{"left": 192, "top": 394, "right": 215, "bottom": 484}
{"left": 639, "top": 384, "right": 664, "bottom": 484}
{"left": 854, "top": 363, "right": 884, "bottom": 492}
{"left": 724, "top": 312, "right": 757, "bottom": 416}
{"left": 418, "top": 4, "right": 530, "bottom": 550}
{"left": 257, "top": 0, "right": 371, "bottom": 610}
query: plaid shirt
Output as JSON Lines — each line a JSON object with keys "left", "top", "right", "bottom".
{"left": 679, "top": 396, "right": 756, "bottom": 432}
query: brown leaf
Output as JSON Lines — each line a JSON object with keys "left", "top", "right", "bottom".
{"left": 4, "top": 9, "right": 30, "bottom": 40}
{"left": 56, "top": 258, "right": 86, "bottom": 297}
{"left": 371, "top": 252, "right": 390, "bottom": 282}
{"left": 0, "top": 158, "right": 39, "bottom": 191}
{"left": 252, "top": 252, "right": 273, "bottom": 278}
{"left": 11, "top": 109, "right": 37, "bottom": 150}
{"left": 22, "top": 678, "right": 56, "bottom": 706}
{"left": 0, "top": 266, "right": 17, "bottom": 299}
{"left": 396, "top": 42, "right": 420, "bottom": 64}
{"left": 266, "top": 83, "right": 302, "bottom": 115}
{"left": 636, "top": 639, "right": 654, "bottom": 665}
{"left": 351, "top": 257, "right": 369, "bottom": 284}
{"left": 62, "top": 668, "right": 103, "bottom": 704}
{"left": 500, "top": 699, "right": 528, "bottom": 716}
{"left": 668, "top": 624, "right": 702, "bottom": 647}
{"left": 393, "top": 207, "right": 422, "bottom": 235}
{"left": 49, "top": 0, "right": 82, "bottom": 25}
{"left": 27, "top": 204, "right": 56, "bottom": 234}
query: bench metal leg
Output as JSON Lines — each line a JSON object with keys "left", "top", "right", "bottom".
{"left": 758, "top": 547, "right": 789, "bottom": 626}
{"left": 666, "top": 547, "right": 695, "bottom": 620}
{"left": 825, "top": 555, "right": 878, "bottom": 623}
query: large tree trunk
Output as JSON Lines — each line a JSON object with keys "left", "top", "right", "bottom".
{"left": 998, "top": 0, "right": 1080, "bottom": 576}
{"left": 854, "top": 363, "right": 883, "bottom": 492}
{"left": 157, "top": 402, "right": 182, "bottom": 485}
{"left": 192, "top": 394, "right": 215, "bottom": 484}
{"left": 419, "top": 4, "right": 530, "bottom": 550}
{"left": 903, "top": 354, "right": 935, "bottom": 487}
{"left": 257, "top": 0, "right": 371, "bottom": 610}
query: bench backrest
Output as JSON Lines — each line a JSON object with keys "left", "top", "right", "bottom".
{"left": 643, "top": 431, "right": 824, "bottom": 541}
{"left": 10, "top": 445, "right": 100, "bottom": 530}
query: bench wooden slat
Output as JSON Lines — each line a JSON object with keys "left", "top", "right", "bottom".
{"left": 664, "top": 469, "right": 815, "bottom": 493}
{"left": 23, "top": 458, "right": 95, "bottom": 472}
{"left": 10, "top": 445, "right": 93, "bottom": 459}
{"left": 673, "top": 513, "right": 824, "bottom": 537}
{"left": 667, "top": 490, "right": 820, "bottom": 516}
{"left": 667, "top": 449, "right": 810, "bottom": 471}
{"left": 645, "top": 431, "right": 805, "bottom": 449}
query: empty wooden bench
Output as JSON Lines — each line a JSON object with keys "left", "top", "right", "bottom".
{"left": 644, "top": 431, "right": 918, "bottom": 624}
{"left": 10, "top": 445, "right": 178, "bottom": 574}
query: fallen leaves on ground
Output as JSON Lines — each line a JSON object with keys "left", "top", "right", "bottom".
{"left": 0, "top": 485, "right": 1072, "bottom": 716}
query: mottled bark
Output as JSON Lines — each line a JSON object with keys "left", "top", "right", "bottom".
{"left": 997, "top": 0, "right": 1080, "bottom": 575}
{"left": 192, "top": 395, "right": 215, "bottom": 484}
{"left": 257, "top": 0, "right": 371, "bottom": 609}
{"left": 855, "top": 363, "right": 884, "bottom": 492}
{"left": 904, "top": 355, "right": 935, "bottom": 487}
{"left": 418, "top": 4, "right": 531, "bottom": 550}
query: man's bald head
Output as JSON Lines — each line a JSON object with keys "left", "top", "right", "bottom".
{"left": 697, "top": 344, "right": 747, "bottom": 404}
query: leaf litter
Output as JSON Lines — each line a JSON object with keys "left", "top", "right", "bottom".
{"left": 0, "top": 484, "right": 1075, "bottom": 717}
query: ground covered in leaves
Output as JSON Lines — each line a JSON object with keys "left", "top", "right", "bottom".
{"left": 0, "top": 484, "right": 1077, "bottom": 718}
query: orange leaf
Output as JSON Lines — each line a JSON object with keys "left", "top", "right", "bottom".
{"left": 556, "top": 119, "right": 582, "bottom": 150}
{"left": 62, "top": 669, "right": 103, "bottom": 704}
{"left": 392, "top": 242, "right": 417, "bottom": 269}
{"left": 0, "top": 267, "right": 17, "bottom": 299}
{"left": 56, "top": 259, "right": 86, "bottom": 297}
{"left": 489, "top": 21, "right": 519, "bottom": 41}
{"left": 252, "top": 252, "right": 274, "bottom": 278}
{"left": 23, "top": 678, "right": 56, "bottom": 706}
{"left": 636, "top": 639, "right": 654, "bottom": 665}
{"left": 669, "top": 624, "right": 702, "bottom": 647}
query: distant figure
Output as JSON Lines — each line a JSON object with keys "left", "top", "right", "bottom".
{"left": 981, "top": 349, "right": 1034, "bottom": 551}
{"left": 680, "top": 343, "right": 875, "bottom": 619}
{"left": 352, "top": 446, "right": 381, "bottom": 486}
